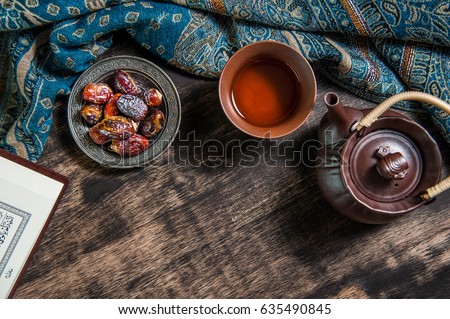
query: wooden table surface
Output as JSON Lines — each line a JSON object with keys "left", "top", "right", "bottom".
{"left": 13, "top": 32, "right": 450, "bottom": 298}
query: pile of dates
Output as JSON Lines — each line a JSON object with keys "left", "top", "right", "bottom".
{"left": 80, "top": 69, "right": 165, "bottom": 156}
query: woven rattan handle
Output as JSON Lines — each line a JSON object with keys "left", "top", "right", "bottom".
{"left": 353, "top": 91, "right": 450, "bottom": 201}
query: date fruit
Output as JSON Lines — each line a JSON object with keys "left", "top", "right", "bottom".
{"left": 79, "top": 69, "right": 169, "bottom": 158}
{"left": 97, "top": 116, "right": 137, "bottom": 139}
{"left": 104, "top": 93, "right": 121, "bottom": 118}
{"left": 88, "top": 125, "right": 111, "bottom": 145}
{"left": 82, "top": 83, "right": 113, "bottom": 104}
{"left": 81, "top": 104, "right": 103, "bottom": 126}
{"left": 139, "top": 109, "right": 165, "bottom": 138}
{"left": 116, "top": 94, "right": 148, "bottom": 122}
{"left": 110, "top": 134, "right": 150, "bottom": 156}
{"left": 143, "top": 88, "right": 163, "bottom": 108}
{"left": 114, "top": 69, "right": 138, "bottom": 95}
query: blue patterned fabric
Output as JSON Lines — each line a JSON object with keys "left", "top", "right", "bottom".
{"left": 1, "top": 0, "right": 450, "bottom": 160}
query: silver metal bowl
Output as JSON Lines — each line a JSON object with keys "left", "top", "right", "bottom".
{"left": 67, "top": 56, "right": 181, "bottom": 168}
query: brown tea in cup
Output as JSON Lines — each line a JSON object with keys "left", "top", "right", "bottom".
{"left": 219, "top": 41, "right": 316, "bottom": 138}
{"left": 231, "top": 57, "right": 300, "bottom": 127}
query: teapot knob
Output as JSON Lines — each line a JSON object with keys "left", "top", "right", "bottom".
{"left": 376, "top": 146, "right": 409, "bottom": 180}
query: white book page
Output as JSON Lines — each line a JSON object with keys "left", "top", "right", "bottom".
{"left": 0, "top": 156, "right": 65, "bottom": 298}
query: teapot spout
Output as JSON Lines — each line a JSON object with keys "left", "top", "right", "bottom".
{"left": 324, "top": 92, "right": 347, "bottom": 122}
{"left": 319, "top": 92, "right": 363, "bottom": 144}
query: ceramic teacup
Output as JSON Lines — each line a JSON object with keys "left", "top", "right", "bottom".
{"left": 219, "top": 41, "right": 316, "bottom": 138}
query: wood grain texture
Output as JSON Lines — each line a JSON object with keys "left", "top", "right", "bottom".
{"left": 13, "top": 31, "right": 450, "bottom": 298}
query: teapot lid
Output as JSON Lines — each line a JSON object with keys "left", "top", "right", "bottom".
{"left": 340, "top": 116, "right": 441, "bottom": 213}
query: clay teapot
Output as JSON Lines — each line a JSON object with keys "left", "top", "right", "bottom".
{"left": 317, "top": 91, "right": 450, "bottom": 224}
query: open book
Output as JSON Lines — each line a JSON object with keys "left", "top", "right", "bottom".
{"left": 0, "top": 149, "right": 68, "bottom": 298}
